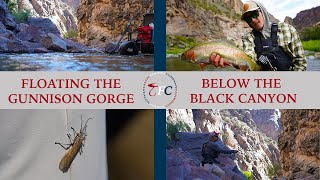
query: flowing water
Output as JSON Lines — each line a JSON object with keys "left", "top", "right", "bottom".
{"left": 0, "top": 53, "right": 154, "bottom": 71}
{"left": 167, "top": 53, "right": 320, "bottom": 71}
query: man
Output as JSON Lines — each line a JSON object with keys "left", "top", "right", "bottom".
{"left": 201, "top": 131, "right": 238, "bottom": 176}
{"left": 210, "top": 0, "right": 307, "bottom": 71}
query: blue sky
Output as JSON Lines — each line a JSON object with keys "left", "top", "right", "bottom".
{"left": 240, "top": 0, "right": 320, "bottom": 22}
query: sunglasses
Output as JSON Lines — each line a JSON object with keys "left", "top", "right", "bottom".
{"left": 244, "top": 10, "right": 260, "bottom": 23}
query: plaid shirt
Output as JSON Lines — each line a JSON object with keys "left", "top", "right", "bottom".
{"left": 242, "top": 22, "right": 307, "bottom": 71}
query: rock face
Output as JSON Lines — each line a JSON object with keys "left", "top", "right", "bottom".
{"left": 167, "top": 109, "right": 281, "bottom": 180}
{"left": 166, "top": 0, "right": 250, "bottom": 46}
{"left": 0, "top": 0, "right": 94, "bottom": 53}
{"left": 17, "top": 0, "right": 77, "bottom": 35}
{"left": 279, "top": 110, "right": 320, "bottom": 180}
{"left": 167, "top": 132, "right": 247, "bottom": 179}
{"left": 249, "top": 109, "right": 281, "bottom": 140}
{"left": 77, "top": 0, "right": 154, "bottom": 46}
{"left": 292, "top": 6, "right": 320, "bottom": 31}
{"left": 0, "top": 0, "right": 16, "bottom": 30}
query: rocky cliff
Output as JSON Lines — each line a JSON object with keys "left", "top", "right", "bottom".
{"left": 291, "top": 6, "right": 320, "bottom": 31}
{"left": 0, "top": 0, "right": 96, "bottom": 53}
{"left": 166, "top": 0, "right": 250, "bottom": 46}
{"left": 77, "top": 0, "right": 154, "bottom": 46}
{"left": 17, "top": 0, "right": 77, "bottom": 35}
{"left": 279, "top": 109, "right": 320, "bottom": 180}
{"left": 167, "top": 109, "right": 281, "bottom": 179}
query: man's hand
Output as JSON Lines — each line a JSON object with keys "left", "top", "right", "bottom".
{"left": 210, "top": 53, "right": 224, "bottom": 68}
{"left": 209, "top": 53, "right": 231, "bottom": 68}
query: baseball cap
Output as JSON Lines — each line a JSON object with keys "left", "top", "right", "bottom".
{"left": 210, "top": 130, "right": 221, "bottom": 137}
{"left": 241, "top": 1, "right": 260, "bottom": 20}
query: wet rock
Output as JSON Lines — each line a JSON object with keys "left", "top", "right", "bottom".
{"left": 41, "top": 33, "right": 67, "bottom": 52}
{"left": 0, "top": 0, "right": 16, "bottom": 30}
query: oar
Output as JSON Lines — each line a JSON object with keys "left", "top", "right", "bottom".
{"left": 109, "top": 13, "right": 140, "bottom": 54}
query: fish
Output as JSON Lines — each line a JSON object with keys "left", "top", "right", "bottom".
{"left": 181, "top": 41, "right": 261, "bottom": 71}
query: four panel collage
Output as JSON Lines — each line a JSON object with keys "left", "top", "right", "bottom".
{"left": 0, "top": 0, "right": 319, "bottom": 180}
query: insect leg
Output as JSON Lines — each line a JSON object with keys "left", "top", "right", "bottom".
{"left": 55, "top": 142, "right": 72, "bottom": 150}
{"left": 71, "top": 127, "right": 77, "bottom": 137}
{"left": 67, "top": 133, "right": 73, "bottom": 144}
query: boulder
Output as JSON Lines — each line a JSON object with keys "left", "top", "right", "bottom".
{"left": 16, "top": 24, "right": 45, "bottom": 43}
{"left": 27, "top": 17, "right": 60, "bottom": 36}
{"left": 0, "top": 36, "right": 29, "bottom": 53}
{"left": 41, "top": 33, "right": 67, "bottom": 52}
{"left": 0, "top": 0, "right": 16, "bottom": 30}
{"left": 167, "top": 148, "right": 220, "bottom": 180}
{"left": 172, "top": 132, "right": 247, "bottom": 179}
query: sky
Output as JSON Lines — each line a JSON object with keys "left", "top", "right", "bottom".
{"left": 240, "top": 0, "right": 320, "bottom": 22}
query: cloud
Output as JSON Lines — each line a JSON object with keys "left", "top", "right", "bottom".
{"left": 240, "top": 0, "right": 320, "bottom": 21}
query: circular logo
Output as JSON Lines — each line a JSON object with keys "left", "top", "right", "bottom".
{"left": 143, "top": 72, "right": 177, "bottom": 108}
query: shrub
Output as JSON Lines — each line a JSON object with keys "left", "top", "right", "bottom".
{"left": 301, "top": 27, "right": 320, "bottom": 41}
{"left": 242, "top": 171, "right": 252, "bottom": 180}
{"left": 63, "top": 29, "right": 78, "bottom": 39}
{"left": 267, "top": 163, "right": 282, "bottom": 178}
{"left": 4, "top": 0, "right": 16, "bottom": 12}
{"left": 302, "top": 40, "right": 320, "bottom": 52}
{"left": 11, "top": 10, "right": 30, "bottom": 23}
{"left": 166, "top": 121, "right": 191, "bottom": 140}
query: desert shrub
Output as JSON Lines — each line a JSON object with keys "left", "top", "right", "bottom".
{"left": 242, "top": 171, "right": 252, "bottom": 180}
{"left": 267, "top": 163, "right": 282, "bottom": 178}
{"left": 4, "top": 0, "right": 16, "bottom": 12}
{"left": 63, "top": 29, "right": 78, "bottom": 39}
{"left": 11, "top": 10, "right": 30, "bottom": 23}
{"left": 166, "top": 121, "right": 191, "bottom": 140}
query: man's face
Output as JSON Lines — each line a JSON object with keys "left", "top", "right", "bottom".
{"left": 244, "top": 10, "right": 264, "bottom": 31}
{"left": 211, "top": 136, "right": 218, "bottom": 142}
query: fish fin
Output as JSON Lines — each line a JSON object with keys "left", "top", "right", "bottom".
{"left": 199, "top": 63, "right": 207, "bottom": 71}
{"left": 238, "top": 64, "right": 249, "bottom": 71}
{"left": 224, "top": 61, "right": 232, "bottom": 67}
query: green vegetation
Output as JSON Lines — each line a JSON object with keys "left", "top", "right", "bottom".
{"left": 267, "top": 163, "right": 282, "bottom": 179}
{"left": 242, "top": 171, "right": 252, "bottom": 180}
{"left": 63, "top": 29, "right": 78, "bottom": 39}
{"left": 301, "top": 27, "right": 320, "bottom": 41}
{"left": 187, "top": 0, "right": 242, "bottom": 20}
{"left": 221, "top": 132, "right": 229, "bottom": 142}
{"left": 11, "top": 10, "right": 30, "bottom": 23}
{"left": 4, "top": 0, "right": 16, "bottom": 12}
{"left": 166, "top": 121, "right": 192, "bottom": 140}
{"left": 302, "top": 40, "right": 320, "bottom": 52}
{"left": 166, "top": 35, "right": 197, "bottom": 55}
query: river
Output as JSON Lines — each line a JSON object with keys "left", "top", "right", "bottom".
{"left": 0, "top": 53, "right": 154, "bottom": 71}
{"left": 167, "top": 53, "right": 320, "bottom": 71}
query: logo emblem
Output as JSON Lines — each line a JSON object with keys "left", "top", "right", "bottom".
{"left": 143, "top": 72, "right": 177, "bottom": 108}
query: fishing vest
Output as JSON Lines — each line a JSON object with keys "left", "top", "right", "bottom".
{"left": 253, "top": 23, "right": 293, "bottom": 71}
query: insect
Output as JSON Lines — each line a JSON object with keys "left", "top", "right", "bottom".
{"left": 55, "top": 117, "right": 92, "bottom": 173}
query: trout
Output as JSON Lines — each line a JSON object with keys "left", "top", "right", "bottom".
{"left": 181, "top": 41, "right": 261, "bottom": 71}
